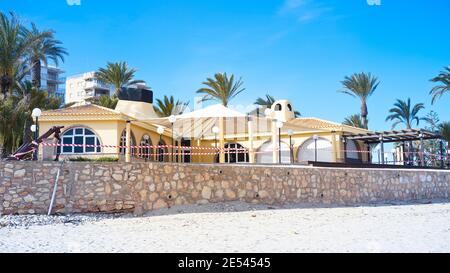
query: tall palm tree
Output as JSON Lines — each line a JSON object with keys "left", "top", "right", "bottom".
{"left": 153, "top": 95, "right": 188, "bottom": 117}
{"left": 430, "top": 66, "right": 450, "bottom": 104}
{"left": 343, "top": 114, "right": 365, "bottom": 129}
{"left": 0, "top": 97, "right": 23, "bottom": 156}
{"left": 196, "top": 72, "right": 245, "bottom": 106}
{"left": 24, "top": 23, "right": 68, "bottom": 89}
{"left": 338, "top": 72, "right": 379, "bottom": 129}
{"left": 96, "top": 62, "right": 144, "bottom": 96}
{"left": 385, "top": 98, "right": 425, "bottom": 129}
{"left": 16, "top": 80, "right": 60, "bottom": 143}
{"left": 0, "top": 12, "right": 40, "bottom": 98}
{"left": 439, "top": 122, "right": 450, "bottom": 168}
{"left": 254, "top": 94, "right": 301, "bottom": 117}
{"left": 439, "top": 122, "right": 450, "bottom": 145}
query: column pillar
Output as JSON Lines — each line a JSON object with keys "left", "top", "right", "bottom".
{"left": 272, "top": 119, "right": 278, "bottom": 164}
{"left": 219, "top": 117, "right": 225, "bottom": 163}
{"left": 248, "top": 116, "right": 255, "bottom": 163}
{"left": 125, "top": 121, "right": 131, "bottom": 163}
{"left": 331, "top": 131, "right": 337, "bottom": 163}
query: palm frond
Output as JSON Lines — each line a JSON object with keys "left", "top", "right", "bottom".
{"left": 196, "top": 72, "right": 245, "bottom": 106}
{"left": 96, "top": 62, "right": 145, "bottom": 95}
{"left": 386, "top": 98, "right": 425, "bottom": 129}
{"left": 430, "top": 66, "right": 450, "bottom": 104}
{"left": 153, "top": 95, "right": 188, "bottom": 117}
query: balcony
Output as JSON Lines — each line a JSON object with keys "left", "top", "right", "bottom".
{"left": 84, "top": 81, "right": 111, "bottom": 91}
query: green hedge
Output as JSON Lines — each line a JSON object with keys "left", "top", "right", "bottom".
{"left": 68, "top": 156, "right": 119, "bottom": 162}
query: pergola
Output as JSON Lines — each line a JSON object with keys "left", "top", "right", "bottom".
{"left": 343, "top": 129, "right": 445, "bottom": 166}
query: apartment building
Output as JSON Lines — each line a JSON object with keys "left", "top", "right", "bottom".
{"left": 24, "top": 65, "right": 65, "bottom": 101}
{"left": 65, "top": 72, "right": 113, "bottom": 105}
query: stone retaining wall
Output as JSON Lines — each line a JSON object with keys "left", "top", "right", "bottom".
{"left": 0, "top": 162, "right": 449, "bottom": 215}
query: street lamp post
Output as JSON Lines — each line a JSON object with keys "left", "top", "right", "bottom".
{"left": 31, "top": 108, "right": 42, "bottom": 161}
{"left": 313, "top": 134, "right": 319, "bottom": 162}
{"left": 276, "top": 120, "right": 284, "bottom": 164}
{"left": 168, "top": 115, "right": 177, "bottom": 163}
{"left": 157, "top": 126, "right": 164, "bottom": 162}
{"left": 30, "top": 125, "right": 37, "bottom": 160}
{"left": 212, "top": 126, "right": 219, "bottom": 162}
{"left": 379, "top": 135, "right": 384, "bottom": 165}
{"left": 143, "top": 135, "right": 150, "bottom": 162}
{"left": 287, "top": 129, "right": 294, "bottom": 164}
{"left": 419, "top": 132, "right": 424, "bottom": 166}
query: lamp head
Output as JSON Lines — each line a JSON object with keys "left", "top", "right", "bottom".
{"left": 30, "top": 125, "right": 37, "bottom": 132}
{"left": 276, "top": 120, "right": 284, "bottom": 129}
{"left": 212, "top": 126, "right": 219, "bottom": 134}
{"left": 157, "top": 126, "right": 164, "bottom": 135}
{"left": 264, "top": 108, "right": 273, "bottom": 117}
{"left": 313, "top": 134, "right": 319, "bottom": 140}
{"left": 287, "top": 129, "right": 294, "bottom": 136}
{"left": 31, "top": 108, "right": 42, "bottom": 118}
{"left": 168, "top": 115, "right": 177, "bottom": 123}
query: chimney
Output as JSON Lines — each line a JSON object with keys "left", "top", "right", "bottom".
{"left": 115, "top": 87, "right": 158, "bottom": 119}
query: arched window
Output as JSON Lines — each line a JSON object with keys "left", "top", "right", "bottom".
{"left": 59, "top": 127, "right": 101, "bottom": 154}
{"left": 178, "top": 138, "right": 191, "bottom": 163}
{"left": 274, "top": 104, "right": 282, "bottom": 111}
{"left": 139, "top": 135, "right": 153, "bottom": 160}
{"left": 297, "top": 137, "right": 333, "bottom": 162}
{"left": 157, "top": 139, "right": 168, "bottom": 162}
{"left": 256, "top": 141, "right": 291, "bottom": 164}
{"left": 345, "top": 139, "right": 361, "bottom": 161}
{"left": 224, "top": 143, "right": 248, "bottom": 163}
{"left": 119, "top": 129, "right": 137, "bottom": 156}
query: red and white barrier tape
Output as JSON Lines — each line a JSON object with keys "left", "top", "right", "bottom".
{"left": 37, "top": 142, "right": 450, "bottom": 160}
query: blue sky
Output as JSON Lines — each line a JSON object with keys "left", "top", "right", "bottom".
{"left": 2, "top": 0, "right": 449, "bottom": 131}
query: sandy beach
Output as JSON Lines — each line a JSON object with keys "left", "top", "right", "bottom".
{"left": 1, "top": 201, "right": 449, "bottom": 253}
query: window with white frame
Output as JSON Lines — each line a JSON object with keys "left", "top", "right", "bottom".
{"left": 59, "top": 127, "right": 101, "bottom": 154}
{"left": 119, "top": 129, "right": 137, "bottom": 156}
{"left": 139, "top": 135, "right": 153, "bottom": 160}
{"left": 224, "top": 143, "right": 248, "bottom": 163}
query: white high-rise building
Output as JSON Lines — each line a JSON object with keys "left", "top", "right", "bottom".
{"left": 65, "top": 72, "right": 114, "bottom": 105}
{"left": 24, "top": 65, "right": 65, "bottom": 101}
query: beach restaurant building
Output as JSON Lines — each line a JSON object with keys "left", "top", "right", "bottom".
{"left": 38, "top": 88, "right": 371, "bottom": 164}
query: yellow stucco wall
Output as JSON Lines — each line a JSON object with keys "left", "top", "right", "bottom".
{"left": 39, "top": 119, "right": 173, "bottom": 161}
{"left": 39, "top": 120, "right": 369, "bottom": 164}
{"left": 190, "top": 132, "right": 369, "bottom": 164}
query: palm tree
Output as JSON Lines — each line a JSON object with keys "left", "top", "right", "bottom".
{"left": 24, "top": 23, "right": 68, "bottom": 89}
{"left": 338, "top": 72, "right": 379, "bottom": 129}
{"left": 439, "top": 122, "right": 450, "bottom": 145}
{"left": 254, "top": 94, "right": 301, "bottom": 117}
{"left": 86, "top": 95, "right": 119, "bottom": 109}
{"left": 430, "top": 66, "right": 450, "bottom": 104}
{"left": 385, "top": 98, "right": 425, "bottom": 129}
{"left": 439, "top": 122, "right": 450, "bottom": 168}
{"left": 16, "top": 81, "right": 60, "bottom": 143}
{"left": 0, "top": 97, "right": 23, "bottom": 156}
{"left": 96, "top": 62, "right": 145, "bottom": 96}
{"left": 153, "top": 95, "right": 188, "bottom": 117}
{"left": 255, "top": 94, "right": 276, "bottom": 108}
{"left": 343, "top": 114, "right": 364, "bottom": 129}
{"left": 0, "top": 12, "right": 40, "bottom": 98}
{"left": 196, "top": 72, "right": 245, "bottom": 106}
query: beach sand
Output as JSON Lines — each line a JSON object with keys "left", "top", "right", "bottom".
{"left": 1, "top": 201, "right": 449, "bottom": 253}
